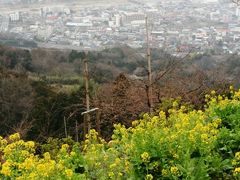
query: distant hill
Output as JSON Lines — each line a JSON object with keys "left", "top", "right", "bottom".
{"left": 1, "top": 44, "right": 240, "bottom": 86}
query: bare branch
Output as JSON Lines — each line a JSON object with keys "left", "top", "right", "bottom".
{"left": 233, "top": 0, "right": 240, "bottom": 6}
{"left": 152, "top": 49, "right": 193, "bottom": 85}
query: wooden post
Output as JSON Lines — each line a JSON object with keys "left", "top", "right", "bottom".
{"left": 84, "top": 54, "right": 91, "bottom": 134}
{"left": 64, "top": 116, "right": 68, "bottom": 138}
{"left": 82, "top": 108, "right": 101, "bottom": 138}
{"left": 75, "top": 120, "right": 79, "bottom": 142}
{"left": 145, "top": 15, "right": 153, "bottom": 114}
{"left": 96, "top": 110, "right": 101, "bottom": 136}
{"left": 83, "top": 114, "right": 87, "bottom": 140}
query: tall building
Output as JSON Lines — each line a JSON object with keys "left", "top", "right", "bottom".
{"left": 115, "top": 14, "right": 121, "bottom": 27}
{"left": 122, "top": 12, "right": 145, "bottom": 25}
{"left": 236, "top": 7, "right": 240, "bottom": 17}
{"left": 9, "top": 12, "right": 20, "bottom": 22}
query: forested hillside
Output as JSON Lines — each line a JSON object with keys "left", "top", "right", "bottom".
{"left": 1, "top": 44, "right": 240, "bottom": 179}
{"left": 1, "top": 44, "right": 240, "bottom": 141}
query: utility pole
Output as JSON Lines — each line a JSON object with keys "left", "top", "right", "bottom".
{"left": 82, "top": 52, "right": 101, "bottom": 140}
{"left": 145, "top": 15, "right": 153, "bottom": 114}
{"left": 83, "top": 54, "right": 91, "bottom": 134}
{"left": 110, "top": 59, "right": 114, "bottom": 112}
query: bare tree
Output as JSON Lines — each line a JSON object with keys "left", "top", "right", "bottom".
{"left": 93, "top": 73, "right": 148, "bottom": 140}
{"left": 0, "top": 68, "right": 34, "bottom": 137}
{"left": 233, "top": 0, "right": 240, "bottom": 5}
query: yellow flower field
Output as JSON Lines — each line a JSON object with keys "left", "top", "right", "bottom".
{"left": 0, "top": 88, "right": 240, "bottom": 179}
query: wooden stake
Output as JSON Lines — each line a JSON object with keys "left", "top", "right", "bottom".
{"left": 83, "top": 114, "right": 87, "bottom": 140}
{"left": 96, "top": 110, "right": 101, "bottom": 136}
{"left": 75, "top": 120, "right": 79, "bottom": 142}
{"left": 64, "top": 116, "right": 68, "bottom": 138}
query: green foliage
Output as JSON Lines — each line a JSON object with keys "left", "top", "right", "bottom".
{"left": 0, "top": 38, "right": 37, "bottom": 48}
{"left": 1, "top": 90, "right": 240, "bottom": 179}
{"left": 68, "top": 50, "right": 86, "bottom": 63}
{"left": 0, "top": 91, "right": 240, "bottom": 180}
{"left": 38, "top": 137, "right": 76, "bottom": 159}
{"left": 0, "top": 68, "right": 34, "bottom": 136}
{"left": 210, "top": 102, "right": 240, "bottom": 178}
{"left": 0, "top": 46, "right": 33, "bottom": 71}
{"left": 28, "top": 84, "right": 86, "bottom": 141}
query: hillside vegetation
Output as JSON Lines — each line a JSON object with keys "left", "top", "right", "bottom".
{"left": 0, "top": 89, "right": 240, "bottom": 179}
{"left": 0, "top": 44, "right": 240, "bottom": 141}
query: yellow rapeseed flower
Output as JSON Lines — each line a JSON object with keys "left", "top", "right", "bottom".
{"left": 211, "top": 90, "right": 216, "bottom": 95}
{"left": 132, "top": 120, "right": 139, "bottom": 127}
{"left": 21, "top": 157, "right": 34, "bottom": 170}
{"left": 0, "top": 138, "right": 7, "bottom": 150}
{"left": 141, "top": 152, "right": 150, "bottom": 163}
{"left": 170, "top": 166, "right": 180, "bottom": 176}
{"left": 188, "top": 131, "right": 195, "bottom": 142}
{"left": 159, "top": 111, "right": 166, "bottom": 119}
{"left": 162, "top": 169, "right": 168, "bottom": 176}
{"left": 145, "top": 174, "right": 153, "bottom": 180}
{"left": 233, "top": 167, "right": 240, "bottom": 176}
{"left": 108, "top": 172, "right": 114, "bottom": 178}
{"left": 1, "top": 161, "right": 11, "bottom": 176}
{"left": 29, "top": 172, "right": 37, "bottom": 179}
{"left": 65, "top": 169, "right": 73, "bottom": 178}
{"left": 118, "top": 172, "right": 123, "bottom": 177}
{"left": 70, "top": 151, "right": 76, "bottom": 157}
{"left": 235, "top": 152, "right": 240, "bottom": 161}
{"left": 9, "top": 133, "right": 20, "bottom": 141}
{"left": 21, "top": 150, "right": 30, "bottom": 157}
{"left": 25, "top": 141, "right": 35, "bottom": 149}
{"left": 43, "top": 152, "right": 51, "bottom": 161}
{"left": 16, "top": 176, "right": 24, "bottom": 180}
{"left": 109, "top": 163, "right": 117, "bottom": 169}
{"left": 201, "top": 134, "right": 209, "bottom": 143}
{"left": 172, "top": 101, "right": 178, "bottom": 108}
{"left": 173, "top": 153, "right": 179, "bottom": 159}
{"left": 61, "top": 144, "right": 69, "bottom": 150}
{"left": 57, "top": 162, "right": 64, "bottom": 171}
{"left": 125, "top": 161, "right": 130, "bottom": 172}
{"left": 232, "top": 160, "right": 237, "bottom": 166}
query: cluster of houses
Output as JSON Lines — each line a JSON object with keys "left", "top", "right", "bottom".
{"left": 1, "top": 0, "right": 240, "bottom": 54}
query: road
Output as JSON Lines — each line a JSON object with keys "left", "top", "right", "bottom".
{"left": 0, "top": 0, "right": 128, "bottom": 14}
{"left": 37, "top": 42, "right": 103, "bottom": 51}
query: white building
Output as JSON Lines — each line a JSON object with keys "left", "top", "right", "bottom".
{"left": 9, "top": 12, "right": 20, "bottom": 22}
{"left": 66, "top": 22, "right": 93, "bottom": 27}
{"left": 122, "top": 12, "right": 145, "bottom": 25}
{"left": 64, "top": 8, "right": 71, "bottom": 15}
{"left": 37, "top": 26, "right": 53, "bottom": 40}
{"left": 236, "top": 7, "right": 240, "bottom": 17}
{"left": 109, "top": 20, "right": 115, "bottom": 27}
{"left": 115, "top": 14, "right": 121, "bottom": 27}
